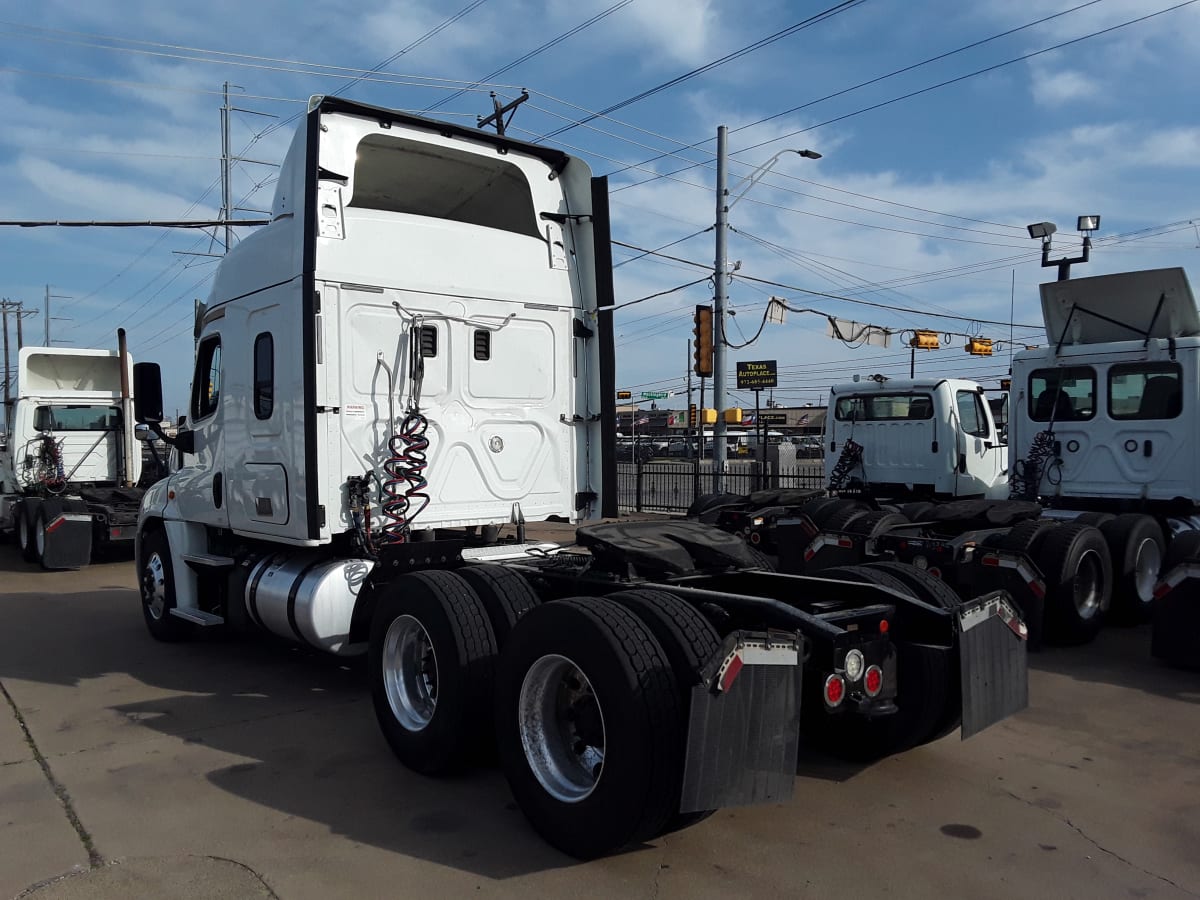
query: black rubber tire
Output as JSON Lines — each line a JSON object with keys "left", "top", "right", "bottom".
{"left": 1100, "top": 514, "right": 1165, "bottom": 625}
{"left": 1164, "top": 530, "right": 1200, "bottom": 572}
{"left": 457, "top": 564, "right": 540, "bottom": 647}
{"left": 369, "top": 571, "right": 497, "bottom": 775}
{"left": 17, "top": 503, "right": 37, "bottom": 563}
{"left": 845, "top": 511, "right": 909, "bottom": 539}
{"left": 998, "top": 518, "right": 1060, "bottom": 555}
{"left": 606, "top": 589, "right": 722, "bottom": 835}
{"left": 1074, "top": 512, "right": 1116, "bottom": 528}
{"left": 496, "top": 597, "right": 683, "bottom": 859}
{"left": 864, "top": 561, "right": 963, "bottom": 611}
{"left": 898, "top": 501, "right": 936, "bottom": 523}
{"left": 822, "top": 506, "right": 872, "bottom": 534}
{"left": 1034, "top": 523, "right": 1112, "bottom": 645}
{"left": 745, "top": 546, "right": 777, "bottom": 571}
{"left": 34, "top": 508, "right": 51, "bottom": 570}
{"left": 800, "top": 497, "right": 854, "bottom": 529}
{"left": 138, "top": 529, "right": 192, "bottom": 642}
{"left": 687, "top": 492, "right": 746, "bottom": 520}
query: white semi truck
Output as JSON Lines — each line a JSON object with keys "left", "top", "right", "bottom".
{"left": 131, "top": 96, "right": 1029, "bottom": 858}
{"left": 0, "top": 335, "right": 148, "bottom": 569}
{"left": 700, "top": 266, "right": 1200, "bottom": 659}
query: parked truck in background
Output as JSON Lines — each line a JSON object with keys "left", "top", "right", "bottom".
{"left": 130, "top": 96, "right": 1029, "bottom": 858}
{"left": 699, "top": 266, "right": 1200, "bottom": 662}
{"left": 0, "top": 333, "right": 148, "bottom": 569}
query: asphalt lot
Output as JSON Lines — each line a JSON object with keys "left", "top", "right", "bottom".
{"left": 2, "top": 541, "right": 1198, "bottom": 899}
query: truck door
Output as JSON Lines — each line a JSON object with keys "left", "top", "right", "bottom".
{"left": 953, "top": 388, "right": 1006, "bottom": 498}
{"left": 171, "top": 332, "right": 229, "bottom": 529}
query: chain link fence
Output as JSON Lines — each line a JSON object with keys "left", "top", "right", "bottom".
{"left": 616, "top": 460, "right": 826, "bottom": 514}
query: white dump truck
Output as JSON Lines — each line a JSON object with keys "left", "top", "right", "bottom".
{"left": 0, "top": 335, "right": 147, "bottom": 569}
{"left": 131, "top": 96, "right": 1028, "bottom": 858}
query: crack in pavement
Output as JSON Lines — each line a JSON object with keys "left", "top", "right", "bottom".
{"left": 648, "top": 833, "right": 668, "bottom": 900}
{"left": 201, "top": 855, "right": 281, "bottom": 899}
{"left": 12, "top": 855, "right": 281, "bottom": 899}
{"left": 0, "top": 678, "right": 102, "bottom": 870}
{"left": 1001, "top": 788, "right": 1199, "bottom": 898}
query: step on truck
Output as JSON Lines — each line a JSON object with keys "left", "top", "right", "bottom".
{"left": 697, "top": 265, "right": 1200, "bottom": 657}
{"left": 0, "top": 333, "right": 148, "bottom": 569}
{"left": 131, "top": 96, "right": 1029, "bottom": 858}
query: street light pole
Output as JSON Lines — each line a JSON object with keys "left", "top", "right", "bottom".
{"left": 712, "top": 125, "right": 730, "bottom": 491}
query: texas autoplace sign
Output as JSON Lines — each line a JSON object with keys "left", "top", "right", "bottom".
{"left": 736, "top": 359, "right": 778, "bottom": 391}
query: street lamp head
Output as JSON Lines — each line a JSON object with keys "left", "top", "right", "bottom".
{"left": 1076, "top": 215, "right": 1101, "bottom": 233}
{"left": 795, "top": 149, "right": 822, "bottom": 159}
{"left": 1027, "top": 221, "right": 1057, "bottom": 240}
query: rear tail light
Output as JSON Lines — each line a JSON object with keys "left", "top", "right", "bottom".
{"left": 824, "top": 674, "right": 846, "bottom": 708}
{"left": 864, "top": 665, "right": 883, "bottom": 697}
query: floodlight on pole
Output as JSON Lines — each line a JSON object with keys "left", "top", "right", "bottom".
{"left": 1029, "top": 215, "right": 1100, "bottom": 281}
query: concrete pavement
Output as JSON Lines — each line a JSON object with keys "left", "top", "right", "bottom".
{"left": 1, "top": 544, "right": 1197, "bottom": 899}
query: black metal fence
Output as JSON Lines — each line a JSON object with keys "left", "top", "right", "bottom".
{"left": 617, "top": 461, "right": 826, "bottom": 514}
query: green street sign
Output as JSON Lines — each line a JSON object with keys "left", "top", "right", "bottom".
{"left": 641, "top": 391, "right": 669, "bottom": 400}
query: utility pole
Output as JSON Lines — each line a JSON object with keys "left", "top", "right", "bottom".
{"left": 686, "top": 340, "right": 693, "bottom": 459}
{"left": 222, "top": 81, "right": 233, "bottom": 254}
{"left": 712, "top": 125, "right": 729, "bottom": 491}
{"left": 44, "top": 285, "right": 71, "bottom": 345}
{"left": 1, "top": 300, "right": 12, "bottom": 409}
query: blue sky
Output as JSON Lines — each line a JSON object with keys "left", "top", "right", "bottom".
{"left": 2, "top": 0, "right": 1198, "bottom": 415}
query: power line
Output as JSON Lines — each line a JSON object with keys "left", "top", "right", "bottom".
{"left": 538, "top": 0, "right": 871, "bottom": 139}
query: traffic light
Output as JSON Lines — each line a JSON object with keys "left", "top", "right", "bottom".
{"left": 909, "top": 330, "right": 940, "bottom": 350}
{"left": 616, "top": 390, "right": 632, "bottom": 400}
{"left": 693, "top": 305, "right": 714, "bottom": 377}
{"left": 688, "top": 404, "right": 697, "bottom": 427}
{"left": 965, "top": 337, "right": 993, "bottom": 356}
{"left": 723, "top": 408, "right": 743, "bottom": 424}
{"left": 700, "top": 408, "right": 717, "bottom": 425}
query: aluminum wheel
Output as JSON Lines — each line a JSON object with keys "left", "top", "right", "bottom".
{"left": 1073, "top": 549, "right": 1106, "bottom": 620}
{"left": 143, "top": 551, "right": 168, "bottom": 621}
{"left": 518, "top": 654, "right": 606, "bottom": 804}
{"left": 381, "top": 614, "right": 438, "bottom": 732}
{"left": 34, "top": 516, "right": 46, "bottom": 560}
{"left": 1133, "top": 538, "right": 1163, "bottom": 603}
{"left": 16, "top": 512, "right": 29, "bottom": 552}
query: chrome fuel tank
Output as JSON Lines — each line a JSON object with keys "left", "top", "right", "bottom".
{"left": 245, "top": 552, "right": 374, "bottom": 656}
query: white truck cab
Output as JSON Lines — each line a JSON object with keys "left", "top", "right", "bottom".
{"left": 1010, "top": 268, "right": 1198, "bottom": 509}
{"left": 825, "top": 377, "right": 1008, "bottom": 500}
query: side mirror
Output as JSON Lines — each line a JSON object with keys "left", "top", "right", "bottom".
{"left": 133, "top": 362, "right": 165, "bottom": 425}
{"left": 174, "top": 429, "right": 196, "bottom": 455}
{"left": 134, "top": 424, "right": 153, "bottom": 442}
{"left": 33, "top": 407, "right": 54, "bottom": 432}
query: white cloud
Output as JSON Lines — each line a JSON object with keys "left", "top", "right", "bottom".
{"left": 1030, "top": 67, "right": 1097, "bottom": 106}
{"left": 16, "top": 155, "right": 217, "bottom": 220}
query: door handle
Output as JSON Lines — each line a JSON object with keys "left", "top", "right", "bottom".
{"left": 1144, "top": 440, "right": 1153, "bottom": 458}
{"left": 212, "top": 472, "right": 224, "bottom": 508}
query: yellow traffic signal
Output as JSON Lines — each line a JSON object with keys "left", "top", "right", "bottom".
{"left": 688, "top": 404, "right": 697, "bottom": 427}
{"left": 616, "top": 390, "right": 632, "bottom": 400}
{"left": 965, "top": 338, "right": 993, "bottom": 356}
{"left": 700, "top": 408, "right": 717, "bottom": 424}
{"left": 909, "top": 330, "right": 940, "bottom": 350}
{"left": 723, "top": 408, "right": 743, "bottom": 424}
{"left": 693, "top": 305, "right": 714, "bottom": 377}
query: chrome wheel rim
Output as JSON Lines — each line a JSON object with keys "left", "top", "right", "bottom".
{"left": 1133, "top": 538, "right": 1162, "bottom": 604}
{"left": 144, "top": 552, "right": 168, "bottom": 620}
{"left": 17, "top": 514, "right": 28, "bottom": 551}
{"left": 35, "top": 518, "right": 45, "bottom": 558}
{"left": 1073, "top": 549, "right": 1105, "bottom": 619}
{"left": 518, "top": 654, "right": 605, "bottom": 804}
{"left": 381, "top": 614, "right": 438, "bottom": 732}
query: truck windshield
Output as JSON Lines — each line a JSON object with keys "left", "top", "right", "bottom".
{"left": 834, "top": 393, "right": 933, "bottom": 421}
{"left": 36, "top": 405, "right": 120, "bottom": 431}
{"left": 1029, "top": 367, "right": 1095, "bottom": 421}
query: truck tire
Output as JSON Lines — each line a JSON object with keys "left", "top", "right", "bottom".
{"left": 804, "top": 564, "right": 952, "bottom": 759}
{"left": 457, "top": 564, "right": 540, "bottom": 647}
{"left": 17, "top": 503, "right": 37, "bottom": 563}
{"left": 1100, "top": 514, "right": 1165, "bottom": 625}
{"left": 1074, "top": 512, "right": 1116, "bottom": 528}
{"left": 687, "top": 492, "right": 745, "bottom": 521}
{"left": 369, "top": 571, "right": 497, "bottom": 775}
{"left": 34, "top": 508, "right": 51, "bottom": 570}
{"left": 800, "top": 497, "right": 851, "bottom": 529}
{"left": 821, "top": 506, "right": 871, "bottom": 534}
{"left": 1035, "top": 523, "right": 1112, "bottom": 645}
{"left": 898, "top": 501, "right": 936, "bottom": 523}
{"left": 138, "top": 530, "right": 192, "bottom": 642}
{"left": 495, "top": 597, "right": 683, "bottom": 859}
{"left": 845, "top": 511, "right": 908, "bottom": 539}
{"left": 606, "top": 589, "right": 722, "bottom": 834}
{"left": 997, "top": 518, "right": 1059, "bottom": 556}
{"left": 745, "top": 546, "right": 777, "bottom": 571}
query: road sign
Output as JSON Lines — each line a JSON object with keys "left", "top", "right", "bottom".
{"left": 759, "top": 412, "right": 788, "bottom": 425}
{"left": 641, "top": 391, "right": 669, "bottom": 400}
{"left": 736, "top": 360, "right": 777, "bottom": 390}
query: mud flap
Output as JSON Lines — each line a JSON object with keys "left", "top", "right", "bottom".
{"left": 1152, "top": 567, "right": 1200, "bottom": 667}
{"left": 38, "top": 499, "right": 93, "bottom": 570}
{"left": 958, "top": 591, "right": 1028, "bottom": 738}
{"left": 679, "top": 632, "right": 803, "bottom": 814}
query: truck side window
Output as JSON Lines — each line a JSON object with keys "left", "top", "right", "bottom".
{"left": 253, "top": 333, "right": 274, "bottom": 420}
{"left": 956, "top": 390, "right": 989, "bottom": 437}
{"left": 1108, "top": 362, "right": 1182, "bottom": 420}
{"left": 191, "top": 336, "right": 222, "bottom": 421}
{"left": 1029, "top": 367, "right": 1095, "bottom": 422}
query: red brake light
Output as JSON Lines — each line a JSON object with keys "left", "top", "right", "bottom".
{"left": 824, "top": 674, "right": 845, "bottom": 707}
{"left": 879, "top": 619, "right": 889, "bottom": 634}
{"left": 864, "top": 665, "right": 883, "bottom": 697}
